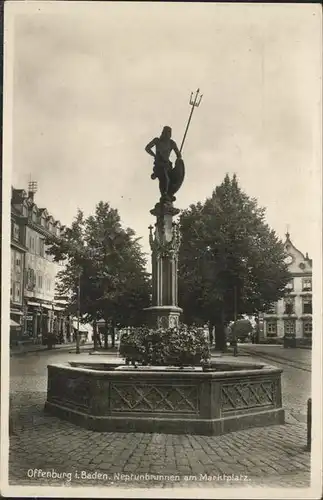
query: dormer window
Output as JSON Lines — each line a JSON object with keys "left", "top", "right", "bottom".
{"left": 32, "top": 207, "right": 38, "bottom": 223}
{"left": 22, "top": 202, "right": 28, "bottom": 217}
{"left": 54, "top": 221, "right": 61, "bottom": 237}
{"left": 47, "top": 216, "right": 54, "bottom": 233}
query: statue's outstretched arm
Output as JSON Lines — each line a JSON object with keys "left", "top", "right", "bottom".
{"left": 145, "top": 138, "right": 158, "bottom": 158}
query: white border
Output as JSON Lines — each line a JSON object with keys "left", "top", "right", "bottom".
{"left": 1, "top": 2, "right": 322, "bottom": 499}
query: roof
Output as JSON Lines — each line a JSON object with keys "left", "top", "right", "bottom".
{"left": 284, "top": 232, "right": 312, "bottom": 265}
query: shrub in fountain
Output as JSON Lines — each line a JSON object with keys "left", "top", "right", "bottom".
{"left": 119, "top": 325, "right": 211, "bottom": 367}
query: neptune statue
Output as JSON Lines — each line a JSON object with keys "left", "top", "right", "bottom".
{"left": 145, "top": 126, "right": 185, "bottom": 202}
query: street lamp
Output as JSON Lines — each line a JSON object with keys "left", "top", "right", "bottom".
{"left": 76, "top": 267, "right": 81, "bottom": 354}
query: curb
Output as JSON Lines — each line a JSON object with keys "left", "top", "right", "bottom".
{"left": 240, "top": 347, "right": 311, "bottom": 368}
{"left": 10, "top": 344, "right": 92, "bottom": 357}
{"left": 10, "top": 345, "right": 122, "bottom": 357}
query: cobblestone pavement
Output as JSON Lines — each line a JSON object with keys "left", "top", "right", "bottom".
{"left": 7, "top": 348, "right": 313, "bottom": 490}
{"left": 9, "top": 391, "right": 310, "bottom": 489}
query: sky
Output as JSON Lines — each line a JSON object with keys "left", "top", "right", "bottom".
{"left": 5, "top": 1, "right": 322, "bottom": 267}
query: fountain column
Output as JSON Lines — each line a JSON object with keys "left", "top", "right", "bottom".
{"left": 145, "top": 199, "right": 182, "bottom": 328}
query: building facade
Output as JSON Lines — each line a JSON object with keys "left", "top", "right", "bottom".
{"left": 10, "top": 186, "right": 71, "bottom": 346}
{"left": 262, "top": 233, "right": 312, "bottom": 346}
{"left": 10, "top": 203, "right": 28, "bottom": 343}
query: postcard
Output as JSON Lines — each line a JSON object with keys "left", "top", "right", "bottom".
{"left": 1, "top": 1, "right": 322, "bottom": 498}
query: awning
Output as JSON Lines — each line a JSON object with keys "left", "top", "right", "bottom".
{"left": 41, "top": 304, "right": 53, "bottom": 310}
{"left": 73, "top": 324, "right": 89, "bottom": 333}
{"left": 53, "top": 305, "right": 66, "bottom": 311}
{"left": 72, "top": 320, "right": 92, "bottom": 333}
{"left": 10, "top": 318, "right": 20, "bottom": 327}
{"left": 11, "top": 309, "right": 24, "bottom": 316}
{"left": 27, "top": 301, "right": 41, "bottom": 307}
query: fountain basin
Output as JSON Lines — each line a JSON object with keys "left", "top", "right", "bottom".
{"left": 45, "top": 360, "right": 284, "bottom": 435}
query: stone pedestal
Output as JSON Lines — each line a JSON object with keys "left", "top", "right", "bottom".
{"left": 145, "top": 199, "right": 183, "bottom": 328}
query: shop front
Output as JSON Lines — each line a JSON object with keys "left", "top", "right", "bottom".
{"left": 10, "top": 309, "right": 23, "bottom": 346}
{"left": 25, "top": 301, "right": 47, "bottom": 345}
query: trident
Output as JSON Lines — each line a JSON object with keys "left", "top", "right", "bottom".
{"left": 179, "top": 88, "right": 203, "bottom": 154}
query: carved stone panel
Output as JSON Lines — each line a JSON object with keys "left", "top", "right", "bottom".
{"left": 221, "top": 380, "right": 276, "bottom": 413}
{"left": 49, "top": 371, "right": 91, "bottom": 411}
{"left": 168, "top": 314, "right": 178, "bottom": 329}
{"left": 157, "top": 316, "right": 169, "bottom": 329}
{"left": 110, "top": 383, "right": 199, "bottom": 414}
{"left": 156, "top": 312, "right": 180, "bottom": 329}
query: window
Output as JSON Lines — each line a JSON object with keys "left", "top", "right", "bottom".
{"left": 26, "top": 268, "right": 36, "bottom": 290}
{"left": 13, "top": 281, "right": 22, "bottom": 303}
{"left": 303, "top": 297, "right": 312, "bottom": 314}
{"left": 38, "top": 274, "right": 43, "bottom": 289}
{"left": 284, "top": 320, "right": 295, "bottom": 336}
{"left": 303, "top": 321, "right": 312, "bottom": 338}
{"left": 266, "top": 321, "right": 277, "bottom": 337}
{"left": 32, "top": 209, "right": 38, "bottom": 222}
{"left": 267, "top": 303, "right": 277, "bottom": 314}
{"left": 12, "top": 223, "right": 20, "bottom": 241}
{"left": 285, "top": 279, "right": 294, "bottom": 292}
{"left": 29, "top": 235, "right": 35, "bottom": 252}
{"left": 284, "top": 297, "right": 294, "bottom": 315}
{"left": 39, "top": 238, "right": 45, "bottom": 257}
{"left": 302, "top": 278, "right": 312, "bottom": 291}
{"left": 37, "top": 237, "right": 44, "bottom": 256}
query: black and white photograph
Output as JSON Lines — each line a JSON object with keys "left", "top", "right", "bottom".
{"left": 1, "top": 1, "right": 322, "bottom": 498}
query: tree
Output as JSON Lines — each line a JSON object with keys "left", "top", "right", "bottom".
{"left": 230, "top": 319, "right": 253, "bottom": 342}
{"left": 178, "top": 174, "right": 291, "bottom": 350}
{"left": 46, "top": 202, "right": 151, "bottom": 347}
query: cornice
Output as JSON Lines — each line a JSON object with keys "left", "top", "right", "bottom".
{"left": 289, "top": 272, "right": 312, "bottom": 278}
{"left": 11, "top": 240, "right": 28, "bottom": 253}
{"left": 26, "top": 219, "right": 60, "bottom": 243}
